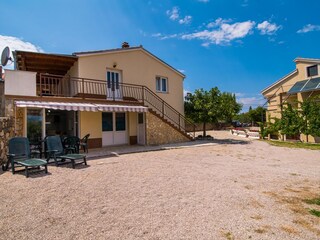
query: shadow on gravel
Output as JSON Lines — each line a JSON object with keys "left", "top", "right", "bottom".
{"left": 85, "top": 137, "right": 253, "bottom": 161}
{"left": 161, "top": 138, "right": 251, "bottom": 149}
{"left": 211, "top": 138, "right": 251, "bottom": 145}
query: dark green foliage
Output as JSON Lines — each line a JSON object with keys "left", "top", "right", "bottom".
{"left": 235, "top": 106, "right": 266, "bottom": 126}
{"left": 185, "top": 87, "right": 242, "bottom": 136}
{"left": 300, "top": 96, "right": 320, "bottom": 142}
{"left": 219, "top": 92, "right": 242, "bottom": 123}
{"left": 264, "top": 96, "right": 320, "bottom": 142}
{"left": 279, "top": 103, "right": 301, "bottom": 136}
{"left": 263, "top": 118, "right": 281, "bottom": 138}
{"left": 265, "top": 140, "right": 320, "bottom": 150}
{"left": 303, "top": 198, "right": 320, "bottom": 205}
{"left": 249, "top": 106, "right": 266, "bottom": 123}
{"left": 309, "top": 209, "right": 320, "bottom": 217}
{"left": 304, "top": 197, "right": 320, "bottom": 217}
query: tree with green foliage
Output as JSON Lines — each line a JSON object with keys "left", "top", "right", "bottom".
{"left": 261, "top": 117, "right": 282, "bottom": 139}
{"left": 219, "top": 92, "right": 242, "bottom": 123}
{"left": 185, "top": 87, "right": 242, "bottom": 136}
{"left": 185, "top": 88, "right": 220, "bottom": 137}
{"left": 235, "top": 111, "right": 251, "bottom": 124}
{"left": 300, "top": 96, "right": 320, "bottom": 142}
{"left": 249, "top": 106, "right": 266, "bottom": 124}
{"left": 263, "top": 96, "right": 320, "bottom": 142}
{"left": 278, "top": 103, "right": 301, "bottom": 137}
{"left": 235, "top": 106, "right": 266, "bottom": 126}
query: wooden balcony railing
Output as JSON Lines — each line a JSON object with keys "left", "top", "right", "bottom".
{"left": 38, "top": 73, "right": 195, "bottom": 138}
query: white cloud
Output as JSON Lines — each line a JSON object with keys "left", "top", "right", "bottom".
{"left": 207, "top": 18, "right": 232, "bottom": 28}
{"left": 235, "top": 92, "right": 246, "bottom": 97}
{"left": 156, "top": 17, "right": 280, "bottom": 46}
{"left": 179, "top": 15, "right": 192, "bottom": 24}
{"left": 166, "top": 7, "right": 179, "bottom": 21}
{"left": 237, "top": 96, "right": 265, "bottom": 106}
{"left": 166, "top": 6, "right": 192, "bottom": 25}
{"left": 234, "top": 93, "right": 266, "bottom": 112}
{"left": 152, "top": 33, "right": 178, "bottom": 40}
{"left": 0, "top": 35, "right": 43, "bottom": 69}
{"left": 257, "top": 21, "right": 281, "bottom": 35}
{"left": 151, "top": 33, "right": 162, "bottom": 37}
{"left": 0, "top": 35, "right": 43, "bottom": 54}
{"left": 297, "top": 24, "right": 320, "bottom": 33}
{"left": 182, "top": 19, "right": 256, "bottom": 45}
{"left": 241, "top": 0, "right": 249, "bottom": 7}
{"left": 201, "top": 42, "right": 210, "bottom": 47}
{"left": 178, "top": 69, "right": 185, "bottom": 73}
{"left": 198, "top": 0, "right": 209, "bottom": 2}
{"left": 161, "top": 34, "right": 178, "bottom": 40}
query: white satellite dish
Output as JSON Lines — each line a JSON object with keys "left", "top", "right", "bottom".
{"left": 1, "top": 46, "right": 12, "bottom": 66}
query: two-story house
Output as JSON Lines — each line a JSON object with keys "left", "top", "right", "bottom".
{"left": 261, "top": 57, "right": 320, "bottom": 142}
{"left": 2, "top": 43, "right": 194, "bottom": 148}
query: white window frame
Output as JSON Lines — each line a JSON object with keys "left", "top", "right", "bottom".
{"left": 156, "top": 76, "right": 168, "bottom": 93}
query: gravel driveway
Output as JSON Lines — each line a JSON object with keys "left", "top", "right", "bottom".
{"left": 1, "top": 131, "right": 319, "bottom": 240}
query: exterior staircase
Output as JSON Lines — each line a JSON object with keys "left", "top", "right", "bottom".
{"left": 141, "top": 86, "right": 195, "bottom": 140}
{"left": 147, "top": 108, "right": 194, "bottom": 140}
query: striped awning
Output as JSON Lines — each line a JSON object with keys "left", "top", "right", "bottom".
{"left": 96, "top": 104, "right": 148, "bottom": 112}
{"left": 15, "top": 101, "right": 148, "bottom": 112}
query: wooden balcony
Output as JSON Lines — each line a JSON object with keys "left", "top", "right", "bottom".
{"left": 38, "top": 73, "right": 143, "bottom": 102}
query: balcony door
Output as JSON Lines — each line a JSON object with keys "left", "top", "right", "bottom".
{"left": 106, "top": 70, "right": 122, "bottom": 100}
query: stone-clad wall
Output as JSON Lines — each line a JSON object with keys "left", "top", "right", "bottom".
{"left": 0, "top": 117, "right": 14, "bottom": 166}
{"left": 145, "top": 112, "right": 190, "bottom": 145}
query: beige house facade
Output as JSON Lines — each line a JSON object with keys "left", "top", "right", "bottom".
{"left": 261, "top": 57, "right": 320, "bottom": 142}
{"left": 2, "top": 43, "right": 193, "bottom": 148}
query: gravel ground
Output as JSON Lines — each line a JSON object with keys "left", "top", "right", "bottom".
{"left": 1, "top": 131, "right": 320, "bottom": 240}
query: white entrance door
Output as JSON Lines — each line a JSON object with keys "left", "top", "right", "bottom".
{"left": 102, "top": 112, "right": 128, "bottom": 146}
{"left": 106, "top": 70, "right": 122, "bottom": 100}
{"left": 137, "top": 113, "right": 145, "bottom": 145}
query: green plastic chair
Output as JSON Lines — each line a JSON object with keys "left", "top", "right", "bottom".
{"left": 7, "top": 137, "right": 48, "bottom": 178}
{"left": 45, "top": 136, "right": 87, "bottom": 168}
{"left": 63, "top": 136, "right": 81, "bottom": 154}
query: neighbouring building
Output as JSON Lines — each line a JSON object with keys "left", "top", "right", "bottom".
{"left": 261, "top": 57, "right": 320, "bottom": 143}
{"left": 1, "top": 43, "right": 194, "bottom": 149}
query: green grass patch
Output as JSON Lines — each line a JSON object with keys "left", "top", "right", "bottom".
{"left": 263, "top": 140, "right": 320, "bottom": 150}
{"left": 303, "top": 198, "right": 320, "bottom": 205}
{"left": 309, "top": 209, "right": 320, "bottom": 217}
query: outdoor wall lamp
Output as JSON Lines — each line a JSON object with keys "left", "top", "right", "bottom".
{"left": 113, "top": 62, "right": 117, "bottom": 68}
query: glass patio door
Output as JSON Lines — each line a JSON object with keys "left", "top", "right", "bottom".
{"left": 102, "top": 112, "right": 127, "bottom": 146}
{"left": 27, "top": 109, "right": 43, "bottom": 143}
{"left": 106, "top": 70, "right": 122, "bottom": 100}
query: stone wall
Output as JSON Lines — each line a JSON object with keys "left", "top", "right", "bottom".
{"left": 145, "top": 112, "right": 190, "bottom": 145}
{"left": 0, "top": 117, "right": 14, "bottom": 166}
{"left": 0, "top": 82, "right": 5, "bottom": 117}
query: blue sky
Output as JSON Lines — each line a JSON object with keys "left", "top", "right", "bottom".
{"left": 1, "top": 0, "right": 320, "bottom": 111}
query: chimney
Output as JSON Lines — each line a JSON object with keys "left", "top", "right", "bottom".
{"left": 121, "top": 42, "right": 130, "bottom": 48}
